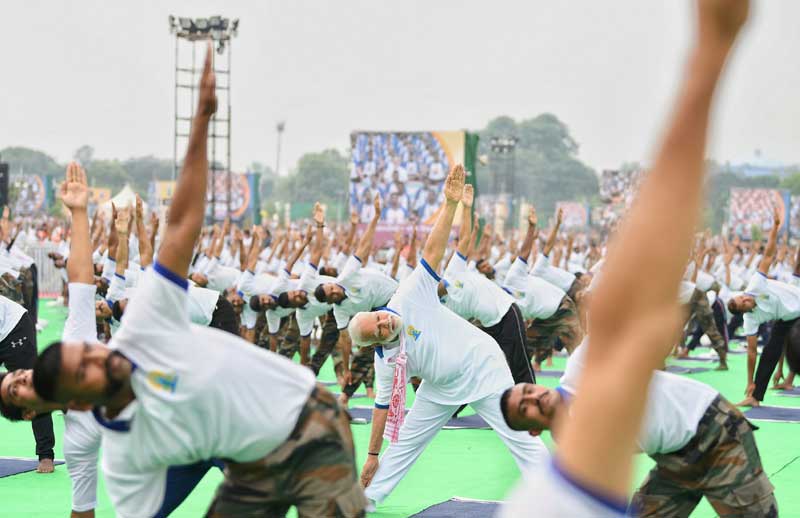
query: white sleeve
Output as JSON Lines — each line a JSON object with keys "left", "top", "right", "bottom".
{"left": 444, "top": 251, "right": 468, "bottom": 277}
{"left": 101, "top": 256, "right": 116, "bottom": 281}
{"left": 237, "top": 270, "right": 255, "bottom": 295}
{"left": 241, "top": 304, "right": 258, "bottom": 330}
{"left": 742, "top": 314, "right": 760, "bottom": 337}
{"left": 337, "top": 255, "right": 363, "bottom": 284}
{"left": 334, "top": 306, "right": 350, "bottom": 330}
{"left": 745, "top": 272, "right": 767, "bottom": 295}
{"left": 63, "top": 283, "right": 98, "bottom": 342}
{"left": 373, "top": 355, "right": 396, "bottom": 408}
{"left": 112, "top": 264, "right": 191, "bottom": 356}
{"left": 298, "top": 263, "right": 319, "bottom": 292}
{"left": 107, "top": 274, "right": 127, "bottom": 303}
{"left": 503, "top": 257, "right": 529, "bottom": 290}
{"left": 396, "top": 260, "right": 441, "bottom": 309}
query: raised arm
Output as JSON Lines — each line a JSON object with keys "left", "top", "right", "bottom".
{"left": 389, "top": 230, "right": 405, "bottom": 280}
{"left": 543, "top": 207, "right": 563, "bottom": 257}
{"left": 114, "top": 208, "right": 131, "bottom": 277}
{"left": 285, "top": 225, "right": 313, "bottom": 274}
{"left": 559, "top": 0, "right": 749, "bottom": 502}
{"left": 407, "top": 225, "right": 418, "bottom": 269}
{"left": 456, "top": 185, "right": 474, "bottom": 258}
{"left": 157, "top": 42, "right": 217, "bottom": 278}
{"left": 793, "top": 242, "right": 800, "bottom": 276}
{"left": 516, "top": 207, "right": 538, "bottom": 261}
{"left": 135, "top": 195, "right": 153, "bottom": 268}
{"left": 355, "top": 196, "right": 381, "bottom": 261}
{"left": 244, "top": 228, "right": 263, "bottom": 273}
{"left": 422, "top": 165, "right": 465, "bottom": 269}
{"left": 757, "top": 206, "right": 781, "bottom": 275}
{"left": 310, "top": 202, "right": 326, "bottom": 267}
{"left": 60, "top": 162, "right": 93, "bottom": 284}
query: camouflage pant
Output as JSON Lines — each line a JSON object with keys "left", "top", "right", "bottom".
{"left": 343, "top": 344, "right": 375, "bottom": 397}
{"left": 309, "top": 311, "right": 343, "bottom": 376}
{"left": 526, "top": 295, "right": 584, "bottom": 364}
{"left": 630, "top": 396, "right": 777, "bottom": 518}
{"left": 276, "top": 315, "right": 301, "bottom": 359}
{"left": 0, "top": 273, "right": 24, "bottom": 305}
{"left": 685, "top": 288, "right": 726, "bottom": 356}
{"left": 205, "top": 384, "right": 367, "bottom": 518}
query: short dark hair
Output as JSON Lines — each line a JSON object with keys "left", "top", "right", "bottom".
{"left": 314, "top": 285, "right": 327, "bottom": 303}
{"left": 249, "top": 295, "right": 262, "bottom": 313}
{"left": 499, "top": 387, "right": 515, "bottom": 430}
{"left": 787, "top": 321, "right": 800, "bottom": 375}
{"left": 33, "top": 341, "right": 63, "bottom": 403}
{"left": 112, "top": 300, "right": 125, "bottom": 322}
{"left": 727, "top": 298, "right": 743, "bottom": 315}
{"left": 319, "top": 266, "right": 338, "bottom": 277}
{"left": 277, "top": 292, "right": 291, "bottom": 308}
{"left": 0, "top": 373, "right": 24, "bottom": 421}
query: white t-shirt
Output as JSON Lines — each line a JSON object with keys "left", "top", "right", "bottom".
{"left": 237, "top": 270, "right": 279, "bottom": 330}
{"left": 503, "top": 258, "right": 565, "bottom": 320}
{"left": 373, "top": 261, "right": 512, "bottom": 407}
{"left": 333, "top": 256, "right": 399, "bottom": 329}
{"left": 204, "top": 258, "right": 242, "bottom": 293}
{"left": 295, "top": 265, "right": 335, "bottom": 338}
{"left": 678, "top": 281, "right": 696, "bottom": 305}
{"left": 0, "top": 295, "right": 27, "bottom": 343}
{"left": 499, "top": 460, "right": 627, "bottom": 518}
{"left": 100, "top": 265, "right": 316, "bottom": 516}
{"left": 742, "top": 272, "right": 800, "bottom": 335}
{"left": 63, "top": 284, "right": 99, "bottom": 343}
{"left": 187, "top": 286, "right": 220, "bottom": 326}
{"left": 560, "top": 343, "right": 718, "bottom": 455}
{"left": 532, "top": 253, "right": 576, "bottom": 293}
{"left": 442, "top": 253, "right": 514, "bottom": 328}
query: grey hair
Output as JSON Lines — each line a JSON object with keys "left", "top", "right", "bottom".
{"left": 347, "top": 312, "right": 374, "bottom": 347}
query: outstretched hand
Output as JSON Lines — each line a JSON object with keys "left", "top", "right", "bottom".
{"left": 697, "top": 0, "right": 749, "bottom": 45}
{"left": 444, "top": 164, "right": 465, "bottom": 203}
{"left": 197, "top": 41, "right": 217, "bottom": 118}
{"left": 60, "top": 162, "right": 89, "bottom": 211}
{"left": 461, "top": 184, "right": 474, "bottom": 209}
{"left": 313, "top": 202, "right": 325, "bottom": 226}
{"left": 528, "top": 207, "right": 538, "bottom": 228}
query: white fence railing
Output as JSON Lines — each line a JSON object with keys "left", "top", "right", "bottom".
{"left": 21, "top": 241, "right": 63, "bottom": 296}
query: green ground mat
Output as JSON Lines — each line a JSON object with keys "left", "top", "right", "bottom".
{"left": 0, "top": 301, "right": 796, "bottom": 516}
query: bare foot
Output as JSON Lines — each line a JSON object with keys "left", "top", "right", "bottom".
{"left": 37, "top": 459, "right": 55, "bottom": 474}
{"left": 772, "top": 382, "right": 795, "bottom": 391}
{"left": 736, "top": 396, "right": 760, "bottom": 408}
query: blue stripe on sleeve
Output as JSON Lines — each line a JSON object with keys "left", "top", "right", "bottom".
{"left": 420, "top": 259, "right": 441, "bottom": 282}
{"left": 153, "top": 262, "right": 189, "bottom": 290}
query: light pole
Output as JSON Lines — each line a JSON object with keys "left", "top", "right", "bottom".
{"left": 275, "top": 121, "right": 286, "bottom": 176}
{"left": 489, "top": 135, "right": 518, "bottom": 227}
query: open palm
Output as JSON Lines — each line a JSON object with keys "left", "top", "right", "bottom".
{"left": 61, "top": 162, "right": 89, "bottom": 210}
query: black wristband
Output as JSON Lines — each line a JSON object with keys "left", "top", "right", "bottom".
{"left": 368, "top": 451, "right": 380, "bottom": 456}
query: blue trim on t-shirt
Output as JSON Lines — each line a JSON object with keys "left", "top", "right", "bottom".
{"left": 421, "top": 259, "right": 440, "bottom": 282}
{"left": 92, "top": 406, "right": 132, "bottom": 432}
{"left": 309, "top": 262, "right": 318, "bottom": 270}
{"left": 757, "top": 271, "right": 768, "bottom": 278}
{"left": 555, "top": 386, "right": 571, "bottom": 402}
{"left": 518, "top": 257, "right": 528, "bottom": 265}
{"left": 237, "top": 290, "right": 244, "bottom": 298}
{"left": 550, "top": 460, "right": 628, "bottom": 515}
{"left": 114, "top": 273, "right": 126, "bottom": 281}
{"left": 374, "top": 306, "right": 401, "bottom": 317}
{"left": 353, "top": 255, "right": 363, "bottom": 264}
{"left": 456, "top": 252, "right": 467, "bottom": 261}
{"left": 375, "top": 345, "right": 384, "bottom": 358}
{"left": 374, "top": 403, "right": 390, "bottom": 409}
{"left": 154, "top": 262, "right": 189, "bottom": 290}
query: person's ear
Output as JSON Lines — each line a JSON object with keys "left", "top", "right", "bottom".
{"left": 22, "top": 409, "right": 37, "bottom": 421}
{"left": 528, "top": 429, "right": 542, "bottom": 438}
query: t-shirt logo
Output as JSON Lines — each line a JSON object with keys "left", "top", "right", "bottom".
{"left": 406, "top": 325, "right": 422, "bottom": 341}
{"left": 147, "top": 371, "right": 178, "bottom": 393}
{"left": 453, "top": 280, "right": 464, "bottom": 289}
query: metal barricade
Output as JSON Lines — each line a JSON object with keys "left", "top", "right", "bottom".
{"left": 21, "top": 241, "right": 64, "bottom": 297}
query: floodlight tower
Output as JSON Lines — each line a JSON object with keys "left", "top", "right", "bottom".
{"left": 169, "top": 15, "right": 239, "bottom": 222}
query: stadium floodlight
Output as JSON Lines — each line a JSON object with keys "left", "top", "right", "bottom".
{"left": 195, "top": 18, "right": 209, "bottom": 30}
{"left": 179, "top": 17, "right": 194, "bottom": 31}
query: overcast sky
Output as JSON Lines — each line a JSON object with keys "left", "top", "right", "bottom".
{"left": 2, "top": 1, "right": 798, "bottom": 176}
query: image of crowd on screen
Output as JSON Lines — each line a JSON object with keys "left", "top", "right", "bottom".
{"left": 349, "top": 132, "right": 449, "bottom": 223}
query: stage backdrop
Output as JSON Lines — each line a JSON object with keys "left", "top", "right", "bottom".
{"left": 349, "top": 130, "right": 478, "bottom": 244}
{"left": 727, "top": 188, "right": 789, "bottom": 239}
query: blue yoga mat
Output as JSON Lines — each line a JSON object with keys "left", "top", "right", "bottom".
{"left": 666, "top": 365, "right": 710, "bottom": 374}
{"left": 676, "top": 356, "right": 715, "bottom": 362}
{"left": 0, "top": 458, "right": 65, "bottom": 478}
{"left": 331, "top": 392, "right": 367, "bottom": 399}
{"left": 348, "top": 407, "right": 491, "bottom": 429}
{"left": 536, "top": 370, "right": 564, "bottom": 378}
{"left": 744, "top": 405, "right": 800, "bottom": 423}
{"left": 778, "top": 387, "right": 800, "bottom": 397}
{"left": 319, "top": 380, "right": 338, "bottom": 387}
{"left": 411, "top": 497, "right": 501, "bottom": 517}
{"left": 444, "top": 414, "right": 490, "bottom": 429}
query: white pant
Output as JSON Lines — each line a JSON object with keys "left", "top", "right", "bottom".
{"left": 63, "top": 410, "right": 102, "bottom": 513}
{"left": 364, "top": 391, "right": 550, "bottom": 503}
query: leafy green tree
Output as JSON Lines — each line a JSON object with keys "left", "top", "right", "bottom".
{"left": 779, "top": 172, "right": 800, "bottom": 196}
{"left": 0, "top": 146, "right": 62, "bottom": 177}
